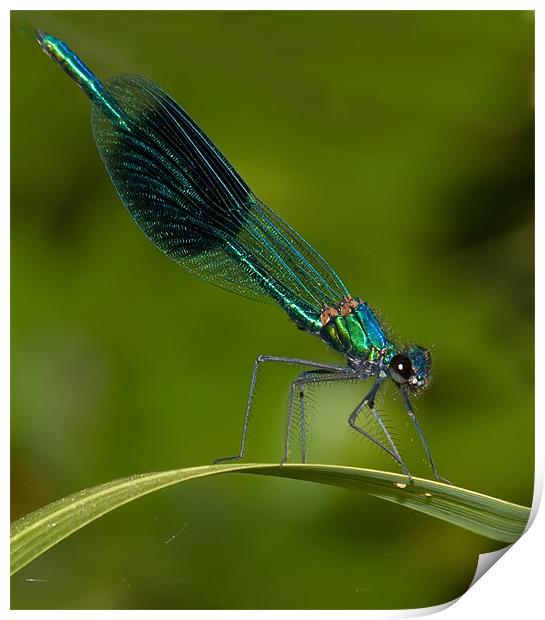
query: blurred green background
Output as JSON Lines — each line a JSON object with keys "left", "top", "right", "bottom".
{"left": 11, "top": 10, "right": 534, "bottom": 610}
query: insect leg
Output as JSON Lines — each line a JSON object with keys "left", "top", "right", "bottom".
{"left": 368, "top": 406, "right": 407, "bottom": 472}
{"left": 299, "top": 382, "right": 307, "bottom": 463}
{"left": 214, "top": 356, "right": 346, "bottom": 464}
{"left": 282, "top": 370, "right": 355, "bottom": 465}
{"left": 348, "top": 377, "right": 414, "bottom": 482}
{"left": 399, "top": 387, "right": 451, "bottom": 484}
{"left": 292, "top": 375, "right": 308, "bottom": 464}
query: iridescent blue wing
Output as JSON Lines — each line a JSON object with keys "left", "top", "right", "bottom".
{"left": 91, "top": 75, "right": 350, "bottom": 332}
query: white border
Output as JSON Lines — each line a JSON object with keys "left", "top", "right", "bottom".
{"left": 6, "top": 2, "right": 540, "bottom": 618}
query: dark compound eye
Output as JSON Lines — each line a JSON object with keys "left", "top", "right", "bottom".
{"left": 389, "top": 354, "right": 413, "bottom": 384}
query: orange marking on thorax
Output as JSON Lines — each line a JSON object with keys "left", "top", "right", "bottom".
{"left": 321, "top": 297, "right": 363, "bottom": 326}
{"left": 338, "top": 296, "right": 360, "bottom": 317}
{"left": 320, "top": 306, "right": 339, "bottom": 326}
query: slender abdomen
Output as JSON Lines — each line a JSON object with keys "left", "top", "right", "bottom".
{"left": 36, "top": 30, "right": 128, "bottom": 129}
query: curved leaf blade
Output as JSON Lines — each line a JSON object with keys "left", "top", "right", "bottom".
{"left": 11, "top": 463, "right": 531, "bottom": 575}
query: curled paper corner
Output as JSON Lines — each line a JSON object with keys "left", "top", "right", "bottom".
{"left": 468, "top": 475, "right": 541, "bottom": 590}
{"left": 398, "top": 600, "right": 457, "bottom": 617}
{"left": 400, "top": 546, "right": 518, "bottom": 617}
{"left": 402, "top": 545, "right": 521, "bottom": 617}
{"left": 469, "top": 545, "right": 512, "bottom": 588}
{"left": 356, "top": 598, "right": 457, "bottom": 618}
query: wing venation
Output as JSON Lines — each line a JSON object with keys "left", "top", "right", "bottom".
{"left": 91, "top": 74, "right": 350, "bottom": 331}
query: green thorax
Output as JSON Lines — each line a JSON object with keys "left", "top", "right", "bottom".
{"left": 320, "top": 300, "right": 396, "bottom": 362}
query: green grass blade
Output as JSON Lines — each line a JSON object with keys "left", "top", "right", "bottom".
{"left": 10, "top": 463, "right": 531, "bottom": 575}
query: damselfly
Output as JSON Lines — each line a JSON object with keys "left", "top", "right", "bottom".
{"left": 36, "top": 31, "right": 449, "bottom": 484}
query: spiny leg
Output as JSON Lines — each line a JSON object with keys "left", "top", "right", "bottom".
{"left": 282, "top": 370, "right": 354, "bottom": 465}
{"left": 399, "top": 387, "right": 451, "bottom": 484}
{"left": 291, "top": 377, "right": 308, "bottom": 464}
{"left": 369, "top": 406, "right": 405, "bottom": 468}
{"left": 214, "top": 355, "right": 346, "bottom": 464}
{"left": 300, "top": 383, "right": 307, "bottom": 463}
{"left": 348, "top": 377, "right": 413, "bottom": 482}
